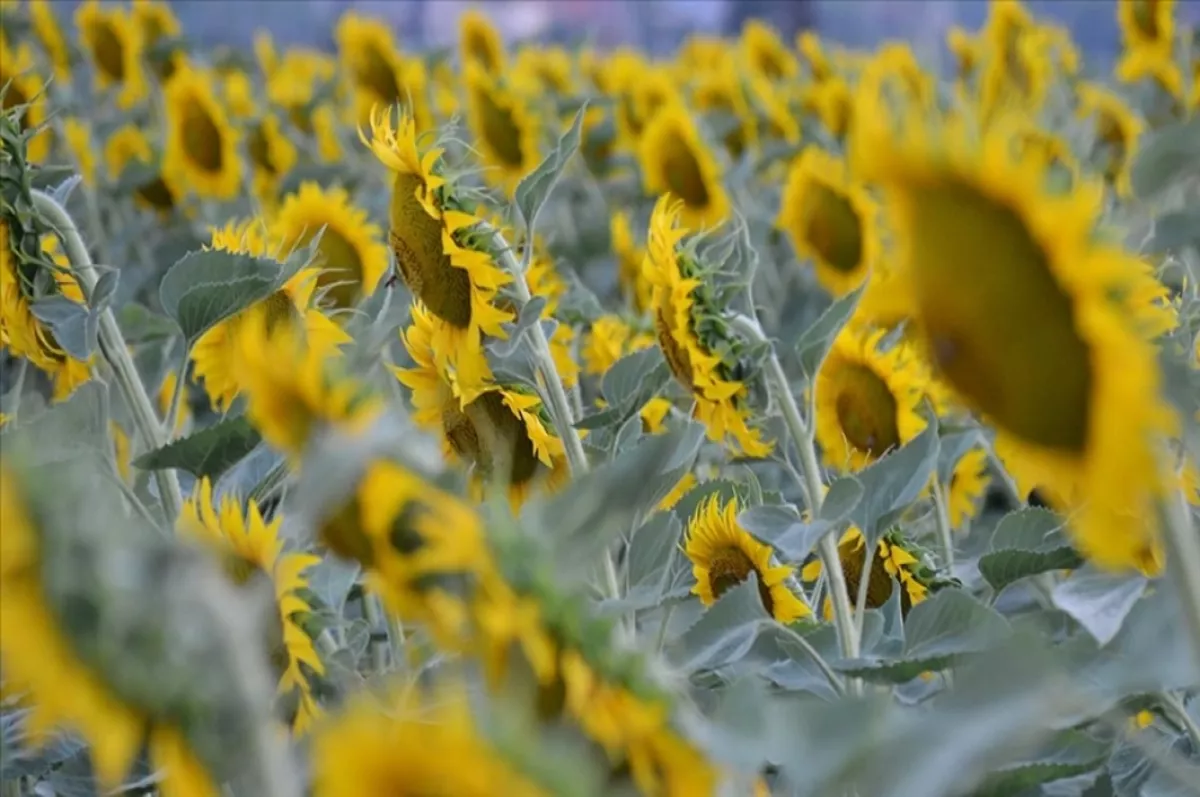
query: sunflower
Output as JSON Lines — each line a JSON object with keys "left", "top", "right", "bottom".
{"left": 1115, "top": 46, "right": 1187, "bottom": 118}
{"left": 857, "top": 42, "right": 936, "bottom": 120}
{"left": 396, "top": 302, "right": 569, "bottom": 510}
{"left": 311, "top": 104, "right": 344, "bottom": 163}
{"left": 189, "top": 218, "right": 350, "bottom": 412}
{"left": 684, "top": 494, "right": 809, "bottom": 622}
{"left": 814, "top": 325, "right": 927, "bottom": 472}
{"left": 740, "top": 19, "right": 797, "bottom": 82}
{"left": 512, "top": 46, "right": 575, "bottom": 97}
{"left": 103, "top": 124, "right": 178, "bottom": 213}
{"left": 945, "top": 447, "right": 991, "bottom": 530}
{"left": 691, "top": 63, "right": 759, "bottom": 162}
{"left": 1010, "top": 120, "right": 1081, "bottom": 188}
{"left": 611, "top": 210, "right": 652, "bottom": 313}
{"left": 639, "top": 104, "right": 730, "bottom": 231}
{"left": 854, "top": 112, "right": 1173, "bottom": 574}
{"left": 222, "top": 68, "right": 257, "bottom": 118}
{"left": 0, "top": 465, "right": 217, "bottom": 794}
{"left": 678, "top": 34, "right": 729, "bottom": 77}
{"left": 162, "top": 61, "right": 242, "bottom": 200}
{"left": 644, "top": 196, "right": 771, "bottom": 457}
{"left": 801, "top": 526, "right": 929, "bottom": 615}
{"left": 1075, "top": 82, "right": 1144, "bottom": 197}
{"left": 359, "top": 105, "right": 514, "bottom": 402}
{"left": 459, "top": 9, "right": 506, "bottom": 75}
{"left": 947, "top": 26, "right": 984, "bottom": 82}
{"left": 806, "top": 77, "right": 855, "bottom": 141}
{"left": 335, "top": 12, "right": 433, "bottom": 129}
{"left": 616, "top": 66, "right": 677, "bottom": 152}
{"left": 74, "top": 0, "right": 147, "bottom": 109}
{"left": 464, "top": 62, "right": 541, "bottom": 197}
{"left": 523, "top": 250, "right": 580, "bottom": 389}
{"left": 158, "top": 368, "right": 191, "bottom": 436}
{"left": 977, "top": 0, "right": 1051, "bottom": 121}
{"left": 311, "top": 682, "right": 549, "bottom": 797}
{"left": 131, "top": 0, "right": 181, "bottom": 79}
{"left": 1117, "top": 0, "right": 1176, "bottom": 56}
{"left": 796, "top": 31, "right": 833, "bottom": 81}
{"left": 582, "top": 315, "right": 655, "bottom": 377}
{"left": 28, "top": 0, "right": 71, "bottom": 84}
{"left": 179, "top": 478, "right": 324, "bottom": 733}
{"left": 271, "top": 182, "right": 389, "bottom": 311}
{"left": 62, "top": 118, "right": 98, "bottom": 187}
{"left": 1, "top": 42, "right": 52, "bottom": 163}
{"left": 245, "top": 113, "right": 297, "bottom": 203}
{"left": 265, "top": 47, "right": 336, "bottom": 134}
{"left": 778, "top": 146, "right": 880, "bottom": 297}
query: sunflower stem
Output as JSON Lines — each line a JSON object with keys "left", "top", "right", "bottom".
{"left": 983, "top": 438, "right": 1024, "bottom": 508}
{"left": 777, "top": 622, "right": 847, "bottom": 697}
{"left": 853, "top": 541, "right": 873, "bottom": 640}
{"left": 1159, "top": 690, "right": 1200, "bottom": 753}
{"left": 5, "top": 357, "right": 28, "bottom": 422}
{"left": 164, "top": 347, "right": 189, "bottom": 440}
{"left": 362, "top": 592, "right": 389, "bottom": 674}
{"left": 31, "top": 189, "right": 184, "bottom": 522}
{"left": 931, "top": 478, "right": 956, "bottom": 570}
{"left": 1157, "top": 486, "right": 1200, "bottom": 671}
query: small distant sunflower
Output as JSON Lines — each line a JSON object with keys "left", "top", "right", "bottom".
{"left": 741, "top": 19, "right": 797, "bottom": 82}
{"left": 796, "top": 31, "right": 833, "bottom": 81}
{"left": 222, "top": 69, "right": 256, "bottom": 118}
{"left": 396, "top": 302, "right": 569, "bottom": 510}
{"left": 512, "top": 46, "right": 575, "bottom": 97}
{"left": 582, "top": 315, "right": 654, "bottom": 377}
{"left": 179, "top": 478, "right": 324, "bottom": 734}
{"left": 691, "top": 63, "right": 759, "bottom": 161}
{"left": 855, "top": 113, "right": 1172, "bottom": 573}
{"left": 1076, "top": 83, "right": 1144, "bottom": 197}
{"left": 29, "top": 0, "right": 71, "bottom": 84}
{"left": 1010, "top": 120, "right": 1080, "bottom": 189}
{"left": 75, "top": 0, "right": 147, "bottom": 109}
{"left": 610, "top": 210, "right": 652, "bottom": 313}
{"left": 1117, "top": 0, "right": 1176, "bottom": 56}
{"left": 190, "top": 218, "right": 350, "bottom": 412}
{"left": 639, "top": 105, "right": 730, "bottom": 230}
{"left": 1115, "top": 46, "right": 1187, "bottom": 119}
{"left": 131, "top": 0, "right": 181, "bottom": 79}
{"left": 162, "top": 61, "right": 242, "bottom": 200}
{"left": 616, "top": 66, "right": 677, "bottom": 152}
{"left": 778, "top": 146, "right": 880, "bottom": 297}
{"left": 265, "top": 48, "right": 336, "bottom": 134}
{"left": 801, "top": 526, "right": 929, "bottom": 615}
{"left": 459, "top": 9, "right": 506, "bottom": 75}
{"left": 464, "top": 62, "right": 541, "bottom": 196}
{"left": 814, "top": 325, "right": 927, "bottom": 472}
{"left": 684, "top": 494, "right": 810, "bottom": 622}
{"left": 806, "top": 77, "right": 854, "bottom": 141}
{"left": 246, "top": 113, "right": 297, "bottom": 203}
{"left": 945, "top": 447, "right": 991, "bottom": 530}
{"left": 311, "top": 104, "right": 344, "bottom": 163}
{"left": 858, "top": 42, "right": 936, "bottom": 119}
{"left": 62, "top": 118, "right": 98, "bottom": 187}
{"left": 103, "top": 124, "right": 178, "bottom": 213}
{"left": 359, "top": 106, "right": 514, "bottom": 401}
{"left": 644, "top": 196, "right": 771, "bottom": 457}
{"left": 336, "top": 13, "right": 432, "bottom": 129}
{"left": 271, "top": 182, "right": 390, "bottom": 310}
{"left": 1, "top": 43, "right": 52, "bottom": 163}
{"left": 978, "top": 0, "right": 1051, "bottom": 120}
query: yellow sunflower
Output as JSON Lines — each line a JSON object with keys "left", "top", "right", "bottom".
{"left": 74, "top": 0, "right": 147, "bottom": 109}
{"left": 611, "top": 210, "right": 652, "bottom": 313}
{"left": 270, "top": 182, "right": 389, "bottom": 311}
{"left": 945, "top": 447, "right": 991, "bottom": 530}
{"left": 977, "top": 0, "right": 1051, "bottom": 121}
{"left": 855, "top": 111, "right": 1173, "bottom": 574}
{"left": 1117, "top": 0, "right": 1176, "bottom": 56}
{"left": 359, "top": 105, "right": 514, "bottom": 402}
{"left": 512, "top": 46, "right": 575, "bottom": 98}
{"left": 1075, "top": 82, "right": 1144, "bottom": 197}
{"left": 335, "top": 12, "right": 432, "bottom": 129}
{"left": 311, "top": 104, "right": 344, "bottom": 163}
{"left": 131, "top": 0, "right": 181, "bottom": 79}
{"left": 247, "top": 113, "right": 297, "bottom": 203}
{"left": 1, "top": 42, "right": 52, "bottom": 163}
{"left": 740, "top": 19, "right": 797, "bottom": 82}
{"left": 179, "top": 478, "right": 324, "bottom": 734}
{"left": 796, "top": 31, "right": 833, "bottom": 82}
{"left": 691, "top": 62, "right": 759, "bottom": 162}
{"left": 189, "top": 218, "right": 350, "bottom": 412}
{"left": 806, "top": 77, "right": 855, "bottom": 142}
{"left": 639, "top": 104, "right": 731, "bottom": 231}
{"left": 29, "top": 0, "right": 71, "bottom": 84}
{"left": 801, "top": 526, "right": 929, "bottom": 615}
{"left": 947, "top": 26, "right": 984, "bottom": 82}
{"left": 778, "top": 146, "right": 881, "bottom": 297}
{"left": 162, "top": 61, "right": 242, "bottom": 201}
{"left": 459, "top": 8, "right": 506, "bottom": 76}
{"left": 616, "top": 65, "right": 677, "bottom": 153}
{"left": 158, "top": 368, "right": 191, "bottom": 436}
{"left": 103, "top": 124, "right": 178, "bottom": 214}
{"left": 396, "top": 302, "right": 569, "bottom": 510}
{"left": 0, "top": 465, "right": 217, "bottom": 794}
{"left": 464, "top": 61, "right": 541, "bottom": 197}
{"left": 857, "top": 42, "right": 936, "bottom": 120}
{"left": 684, "top": 494, "right": 810, "bottom": 622}
{"left": 265, "top": 47, "right": 336, "bottom": 134}
{"left": 644, "top": 196, "right": 771, "bottom": 457}
{"left": 582, "top": 314, "right": 655, "bottom": 377}
{"left": 62, "top": 118, "right": 98, "bottom": 187}
{"left": 1115, "top": 46, "right": 1187, "bottom": 117}
{"left": 814, "top": 325, "right": 928, "bottom": 472}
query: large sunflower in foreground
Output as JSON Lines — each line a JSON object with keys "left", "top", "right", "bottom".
{"left": 801, "top": 526, "right": 930, "bottom": 616}
{"left": 396, "top": 302, "right": 569, "bottom": 510}
{"left": 639, "top": 104, "right": 730, "bottom": 231}
{"left": 778, "top": 147, "right": 881, "bottom": 298}
{"left": 311, "top": 683, "right": 548, "bottom": 797}
{"left": 855, "top": 113, "right": 1173, "bottom": 573}
{"left": 190, "top": 219, "right": 350, "bottom": 412}
{"left": 359, "top": 106, "right": 514, "bottom": 402}
{"left": 0, "top": 465, "right": 217, "bottom": 794}
{"left": 464, "top": 62, "right": 541, "bottom": 197}
{"left": 179, "top": 478, "right": 323, "bottom": 734}
{"left": 685, "top": 494, "right": 810, "bottom": 622}
{"left": 271, "top": 182, "right": 390, "bottom": 311}
{"left": 75, "top": 0, "right": 147, "bottom": 109}
{"left": 814, "top": 325, "right": 927, "bottom": 473}
{"left": 1, "top": 43, "right": 52, "bottom": 163}
{"left": 644, "top": 196, "right": 772, "bottom": 457}
{"left": 162, "top": 62, "right": 243, "bottom": 201}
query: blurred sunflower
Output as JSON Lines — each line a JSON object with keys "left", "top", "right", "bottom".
{"left": 28, "top": 0, "right": 71, "bottom": 84}
{"left": 685, "top": 494, "right": 810, "bottom": 622}
{"left": 523, "top": 251, "right": 580, "bottom": 388}
{"left": 814, "top": 325, "right": 927, "bottom": 472}
{"left": 977, "top": 0, "right": 1053, "bottom": 121}
{"left": 858, "top": 42, "right": 936, "bottom": 119}
{"left": 801, "top": 526, "right": 929, "bottom": 615}
{"left": 692, "top": 63, "right": 759, "bottom": 161}
{"left": 583, "top": 315, "right": 654, "bottom": 377}
{"left": 179, "top": 478, "right": 324, "bottom": 734}
{"left": 222, "top": 68, "right": 256, "bottom": 118}
{"left": 947, "top": 26, "right": 983, "bottom": 82}
{"left": 158, "top": 368, "right": 191, "bottom": 436}
{"left": 397, "top": 302, "right": 569, "bottom": 509}
{"left": 1115, "top": 46, "right": 1186, "bottom": 119}
{"left": 103, "top": 124, "right": 178, "bottom": 213}
{"left": 610, "top": 210, "right": 652, "bottom": 313}
{"left": 1010, "top": 120, "right": 1080, "bottom": 189}
{"left": 678, "top": 34, "right": 730, "bottom": 77}
{"left": 855, "top": 113, "right": 1172, "bottom": 573}
{"left": 62, "top": 118, "right": 98, "bottom": 187}
{"left": 265, "top": 47, "right": 336, "bottom": 134}
{"left": 616, "top": 65, "right": 677, "bottom": 152}
{"left": 336, "top": 12, "right": 433, "bottom": 129}
{"left": 806, "top": 77, "right": 854, "bottom": 141}
{"left": 639, "top": 105, "right": 730, "bottom": 230}
{"left": 1117, "top": 0, "right": 1176, "bottom": 56}
{"left": 740, "top": 19, "right": 797, "bottom": 82}
{"left": 512, "top": 46, "right": 575, "bottom": 97}
{"left": 311, "top": 104, "right": 345, "bottom": 163}
{"left": 751, "top": 76, "right": 801, "bottom": 151}
{"left": 944, "top": 447, "right": 991, "bottom": 530}
{"left": 271, "top": 182, "right": 389, "bottom": 311}
{"left": 75, "top": 0, "right": 147, "bottom": 109}
{"left": 360, "top": 106, "right": 514, "bottom": 401}
{"left": 1075, "top": 83, "right": 1144, "bottom": 197}
{"left": 778, "top": 146, "right": 880, "bottom": 297}
{"left": 162, "top": 62, "right": 242, "bottom": 201}
{"left": 796, "top": 31, "right": 833, "bottom": 81}
{"left": 131, "top": 0, "right": 181, "bottom": 79}
{"left": 246, "top": 113, "right": 297, "bottom": 203}
{"left": 459, "top": 9, "right": 506, "bottom": 75}
{"left": 190, "top": 218, "right": 350, "bottom": 412}
{"left": 644, "top": 196, "right": 771, "bottom": 457}
{"left": 1, "top": 43, "right": 52, "bottom": 163}
{"left": 464, "top": 62, "right": 541, "bottom": 196}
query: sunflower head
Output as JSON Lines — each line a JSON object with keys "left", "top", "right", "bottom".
{"left": 464, "top": 61, "right": 541, "bottom": 197}
{"left": 0, "top": 42, "right": 52, "bottom": 163}
{"left": 638, "top": 103, "right": 731, "bottom": 231}
{"left": 691, "top": 64, "right": 759, "bottom": 161}
{"left": 246, "top": 113, "right": 298, "bottom": 201}
{"left": 162, "top": 61, "right": 243, "bottom": 201}
{"left": 740, "top": 19, "right": 798, "bottom": 82}
{"left": 610, "top": 210, "right": 652, "bottom": 313}
{"left": 74, "top": 0, "right": 148, "bottom": 109}
{"left": 29, "top": 0, "right": 72, "bottom": 84}
{"left": 459, "top": 9, "right": 506, "bottom": 75}
{"left": 1118, "top": 0, "right": 1176, "bottom": 53}
{"left": 1076, "top": 82, "right": 1144, "bottom": 197}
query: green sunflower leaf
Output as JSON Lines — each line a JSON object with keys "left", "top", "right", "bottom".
{"left": 847, "top": 416, "right": 940, "bottom": 547}
{"left": 134, "top": 415, "right": 262, "bottom": 481}
{"left": 739, "top": 503, "right": 834, "bottom": 563}
{"left": 28, "top": 294, "right": 99, "bottom": 361}
{"left": 972, "top": 731, "right": 1111, "bottom": 797}
{"left": 1148, "top": 208, "right": 1200, "bottom": 257}
{"left": 514, "top": 103, "right": 587, "bottom": 240}
{"left": 2, "top": 381, "right": 111, "bottom": 466}
{"left": 935, "top": 427, "right": 983, "bottom": 485}
{"left": 791, "top": 283, "right": 865, "bottom": 380}
{"left": 625, "top": 510, "right": 683, "bottom": 597}
{"left": 594, "top": 344, "right": 670, "bottom": 426}
{"left": 158, "top": 249, "right": 289, "bottom": 344}
{"left": 665, "top": 576, "right": 771, "bottom": 672}
{"left": 1051, "top": 566, "right": 1148, "bottom": 647}
{"left": 1131, "top": 115, "right": 1200, "bottom": 200}
{"left": 978, "top": 508, "right": 1083, "bottom": 594}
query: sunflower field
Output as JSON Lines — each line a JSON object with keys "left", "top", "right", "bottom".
{"left": 2, "top": 0, "right": 1200, "bottom": 794}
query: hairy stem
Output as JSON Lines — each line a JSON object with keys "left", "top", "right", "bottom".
{"left": 1158, "top": 485, "right": 1200, "bottom": 673}
{"left": 164, "top": 346, "right": 189, "bottom": 439}
{"left": 931, "top": 478, "right": 956, "bottom": 570}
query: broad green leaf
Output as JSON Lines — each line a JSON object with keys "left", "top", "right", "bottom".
{"left": 848, "top": 416, "right": 940, "bottom": 546}
{"left": 133, "top": 415, "right": 262, "bottom": 481}
{"left": 792, "top": 284, "right": 865, "bottom": 379}
{"left": 491, "top": 295, "right": 548, "bottom": 358}
{"left": 821, "top": 476, "right": 864, "bottom": 523}
{"left": 973, "top": 731, "right": 1111, "bottom": 797}
{"left": 304, "top": 556, "right": 361, "bottom": 615}
{"left": 1051, "top": 566, "right": 1147, "bottom": 646}
{"left": 4, "top": 381, "right": 111, "bottom": 464}
{"left": 515, "top": 104, "right": 587, "bottom": 237}
{"left": 29, "top": 295, "right": 98, "bottom": 360}
{"left": 158, "top": 249, "right": 288, "bottom": 343}
{"left": 1131, "top": 115, "right": 1200, "bottom": 199}
{"left": 739, "top": 503, "right": 834, "bottom": 562}
{"left": 47, "top": 173, "right": 82, "bottom": 206}
{"left": 626, "top": 511, "right": 683, "bottom": 593}
{"left": 978, "top": 508, "right": 1083, "bottom": 593}
{"left": 90, "top": 270, "right": 119, "bottom": 311}
{"left": 665, "top": 576, "right": 770, "bottom": 672}
{"left": 936, "top": 428, "right": 982, "bottom": 485}
{"left": 1149, "top": 208, "right": 1200, "bottom": 256}
{"left": 598, "top": 344, "right": 670, "bottom": 423}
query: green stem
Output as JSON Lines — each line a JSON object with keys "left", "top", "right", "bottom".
{"left": 362, "top": 592, "right": 390, "bottom": 674}
{"left": 1158, "top": 485, "right": 1200, "bottom": 672}
{"left": 1159, "top": 691, "right": 1200, "bottom": 753}
{"left": 5, "top": 357, "right": 27, "bottom": 422}
{"left": 931, "top": 478, "right": 956, "bottom": 570}
{"left": 654, "top": 603, "right": 676, "bottom": 652}
{"left": 165, "top": 344, "right": 190, "bottom": 439}
{"left": 777, "top": 622, "right": 847, "bottom": 697}
{"left": 31, "top": 190, "right": 184, "bottom": 521}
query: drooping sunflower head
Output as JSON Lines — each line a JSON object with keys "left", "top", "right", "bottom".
{"left": 802, "top": 527, "right": 931, "bottom": 616}
{"left": 796, "top": 31, "right": 833, "bottom": 81}
{"left": 0, "top": 42, "right": 52, "bottom": 163}
{"left": 178, "top": 478, "right": 324, "bottom": 734}
{"left": 610, "top": 209, "right": 652, "bottom": 313}
{"left": 778, "top": 146, "right": 881, "bottom": 298}
{"left": 74, "top": 0, "right": 147, "bottom": 109}
{"left": 582, "top": 314, "right": 655, "bottom": 377}
{"left": 1075, "top": 82, "right": 1145, "bottom": 197}
{"left": 1118, "top": 0, "right": 1176, "bottom": 53}
{"left": 132, "top": 0, "right": 182, "bottom": 79}
{"left": 740, "top": 19, "right": 798, "bottom": 82}
{"left": 814, "top": 324, "right": 928, "bottom": 473}
{"left": 162, "top": 61, "right": 243, "bottom": 201}
{"left": 246, "top": 113, "right": 298, "bottom": 202}
{"left": 29, "top": 0, "right": 72, "bottom": 84}
{"left": 459, "top": 8, "right": 506, "bottom": 76}
{"left": 638, "top": 103, "right": 731, "bottom": 231}
{"left": 335, "top": 12, "right": 432, "bottom": 129}
{"left": 685, "top": 494, "right": 810, "bottom": 622}
{"left": 642, "top": 196, "right": 772, "bottom": 458}
{"left": 855, "top": 110, "right": 1173, "bottom": 573}
{"left": 464, "top": 61, "right": 541, "bottom": 197}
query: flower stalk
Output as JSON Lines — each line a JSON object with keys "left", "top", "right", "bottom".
{"left": 1157, "top": 484, "right": 1200, "bottom": 671}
